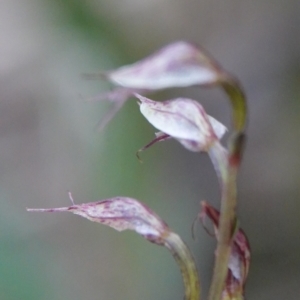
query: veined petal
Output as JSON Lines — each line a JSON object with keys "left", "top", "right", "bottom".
{"left": 27, "top": 197, "right": 169, "bottom": 244}
{"left": 85, "top": 41, "right": 228, "bottom": 129}
{"left": 137, "top": 94, "right": 226, "bottom": 152}
{"left": 105, "top": 41, "right": 224, "bottom": 90}
{"left": 28, "top": 195, "right": 201, "bottom": 300}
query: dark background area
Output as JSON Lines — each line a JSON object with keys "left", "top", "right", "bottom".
{"left": 0, "top": 1, "right": 299, "bottom": 299}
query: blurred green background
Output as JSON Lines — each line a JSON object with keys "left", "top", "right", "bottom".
{"left": 0, "top": 0, "right": 299, "bottom": 299}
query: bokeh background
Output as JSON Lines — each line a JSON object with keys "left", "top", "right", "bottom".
{"left": 1, "top": 0, "right": 299, "bottom": 299}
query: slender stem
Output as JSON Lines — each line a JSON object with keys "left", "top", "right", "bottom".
{"left": 208, "top": 141, "right": 237, "bottom": 300}
{"left": 164, "top": 232, "right": 201, "bottom": 300}
{"left": 208, "top": 133, "right": 245, "bottom": 300}
{"left": 207, "top": 75, "right": 247, "bottom": 300}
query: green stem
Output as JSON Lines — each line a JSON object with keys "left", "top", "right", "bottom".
{"left": 208, "top": 133, "right": 245, "bottom": 300}
{"left": 164, "top": 232, "right": 201, "bottom": 300}
{"left": 221, "top": 78, "right": 247, "bottom": 132}
{"left": 207, "top": 76, "right": 247, "bottom": 300}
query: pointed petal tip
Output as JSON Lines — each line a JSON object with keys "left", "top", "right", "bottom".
{"left": 134, "top": 93, "right": 149, "bottom": 104}
{"left": 27, "top": 207, "right": 71, "bottom": 212}
{"left": 27, "top": 197, "right": 170, "bottom": 244}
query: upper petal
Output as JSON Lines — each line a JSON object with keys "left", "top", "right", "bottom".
{"left": 106, "top": 41, "right": 224, "bottom": 90}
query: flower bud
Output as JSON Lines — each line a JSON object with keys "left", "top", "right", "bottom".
{"left": 200, "top": 202, "right": 250, "bottom": 299}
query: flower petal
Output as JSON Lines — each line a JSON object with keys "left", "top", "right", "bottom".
{"left": 28, "top": 196, "right": 201, "bottom": 300}
{"left": 137, "top": 94, "right": 226, "bottom": 152}
{"left": 27, "top": 197, "right": 169, "bottom": 244}
{"left": 85, "top": 41, "right": 228, "bottom": 129}
{"left": 105, "top": 41, "right": 224, "bottom": 90}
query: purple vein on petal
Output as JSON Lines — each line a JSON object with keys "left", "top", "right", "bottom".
{"left": 136, "top": 132, "right": 170, "bottom": 161}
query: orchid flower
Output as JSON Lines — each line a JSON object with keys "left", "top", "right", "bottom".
{"left": 27, "top": 194, "right": 200, "bottom": 300}
{"left": 85, "top": 41, "right": 226, "bottom": 129}
{"left": 28, "top": 38, "right": 250, "bottom": 300}
{"left": 136, "top": 94, "right": 226, "bottom": 152}
{"left": 136, "top": 94, "right": 228, "bottom": 185}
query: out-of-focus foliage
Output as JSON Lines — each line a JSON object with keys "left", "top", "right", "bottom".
{"left": 0, "top": 1, "right": 299, "bottom": 300}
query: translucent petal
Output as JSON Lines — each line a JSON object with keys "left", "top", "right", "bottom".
{"left": 137, "top": 94, "right": 226, "bottom": 152}
{"left": 106, "top": 41, "right": 223, "bottom": 89}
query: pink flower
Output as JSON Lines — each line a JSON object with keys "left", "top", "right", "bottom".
{"left": 103, "top": 41, "right": 223, "bottom": 90}
{"left": 86, "top": 41, "right": 225, "bottom": 129}
{"left": 28, "top": 194, "right": 201, "bottom": 300}
{"left": 136, "top": 95, "right": 226, "bottom": 152}
{"left": 27, "top": 195, "right": 170, "bottom": 245}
